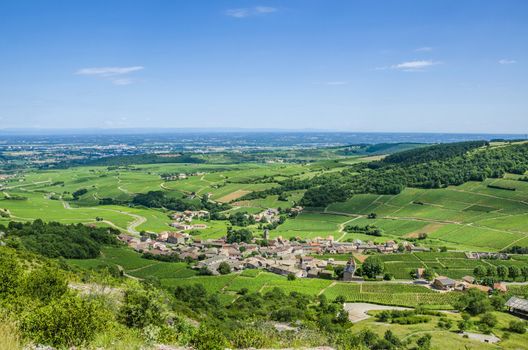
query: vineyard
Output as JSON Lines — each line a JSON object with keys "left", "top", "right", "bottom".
{"left": 322, "top": 282, "right": 458, "bottom": 309}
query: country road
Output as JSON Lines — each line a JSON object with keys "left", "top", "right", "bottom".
{"left": 61, "top": 200, "right": 146, "bottom": 235}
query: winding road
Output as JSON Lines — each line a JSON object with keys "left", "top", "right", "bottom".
{"left": 61, "top": 200, "right": 146, "bottom": 235}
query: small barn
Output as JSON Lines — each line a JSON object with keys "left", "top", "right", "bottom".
{"left": 505, "top": 297, "right": 528, "bottom": 318}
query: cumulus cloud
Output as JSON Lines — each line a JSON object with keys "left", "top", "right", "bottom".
{"left": 498, "top": 59, "right": 516, "bottom": 65}
{"left": 225, "top": 6, "right": 277, "bottom": 18}
{"left": 75, "top": 66, "right": 144, "bottom": 85}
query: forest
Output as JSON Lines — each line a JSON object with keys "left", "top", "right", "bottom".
{"left": 1, "top": 220, "right": 120, "bottom": 259}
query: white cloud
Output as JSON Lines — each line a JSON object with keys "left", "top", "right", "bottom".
{"left": 75, "top": 66, "right": 143, "bottom": 85}
{"left": 375, "top": 60, "right": 440, "bottom": 72}
{"left": 225, "top": 6, "right": 277, "bottom": 18}
{"left": 391, "top": 60, "right": 439, "bottom": 71}
{"left": 415, "top": 46, "right": 433, "bottom": 52}
{"left": 498, "top": 59, "right": 516, "bottom": 65}
{"left": 75, "top": 66, "right": 144, "bottom": 76}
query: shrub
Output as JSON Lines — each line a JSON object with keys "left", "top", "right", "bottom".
{"left": 119, "top": 284, "right": 168, "bottom": 328}
{"left": 218, "top": 262, "right": 231, "bottom": 275}
{"left": 230, "top": 327, "right": 269, "bottom": 348}
{"left": 0, "top": 251, "right": 21, "bottom": 296}
{"left": 191, "top": 325, "right": 229, "bottom": 350}
{"left": 479, "top": 312, "right": 497, "bottom": 328}
{"left": 509, "top": 320, "right": 527, "bottom": 334}
{"left": 20, "top": 294, "right": 110, "bottom": 347}
{"left": 20, "top": 267, "right": 68, "bottom": 303}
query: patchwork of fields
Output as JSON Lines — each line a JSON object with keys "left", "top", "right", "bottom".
{"left": 2, "top": 159, "right": 528, "bottom": 252}
{"left": 324, "top": 178, "right": 528, "bottom": 251}
{"left": 67, "top": 247, "right": 462, "bottom": 309}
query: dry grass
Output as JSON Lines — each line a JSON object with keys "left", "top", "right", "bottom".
{"left": 216, "top": 189, "right": 251, "bottom": 203}
{"left": 0, "top": 320, "right": 22, "bottom": 350}
{"left": 404, "top": 223, "right": 444, "bottom": 238}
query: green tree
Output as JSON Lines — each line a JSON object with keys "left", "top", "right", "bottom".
{"left": 496, "top": 265, "right": 508, "bottom": 280}
{"left": 226, "top": 228, "right": 253, "bottom": 243}
{"left": 362, "top": 257, "right": 384, "bottom": 278}
{"left": 455, "top": 289, "right": 491, "bottom": 316}
{"left": 217, "top": 262, "right": 231, "bottom": 275}
{"left": 479, "top": 312, "right": 497, "bottom": 327}
{"left": 473, "top": 265, "right": 487, "bottom": 279}
{"left": 522, "top": 266, "right": 528, "bottom": 281}
{"left": 508, "top": 266, "right": 521, "bottom": 281}
{"left": 486, "top": 265, "right": 497, "bottom": 277}
{"left": 416, "top": 334, "right": 432, "bottom": 350}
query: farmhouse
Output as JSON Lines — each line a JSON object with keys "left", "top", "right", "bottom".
{"left": 462, "top": 275, "right": 475, "bottom": 284}
{"left": 432, "top": 276, "right": 456, "bottom": 290}
{"left": 505, "top": 296, "right": 528, "bottom": 318}
{"left": 170, "top": 222, "right": 193, "bottom": 230}
{"left": 493, "top": 282, "right": 508, "bottom": 293}
{"left": 166, "top": 232, "right": 187, "bottom": 244}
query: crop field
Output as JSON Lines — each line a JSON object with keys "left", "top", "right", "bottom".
{"left": 322, "top": 282, "right": 458, "bottom": 309}
{"left": 0, "top": 161, "right": 330, "bottom": 239}
{"left": 324, "top": 181, "right": 528, "bottom": 251}
{"left": 372, "top": 251, "right": 528, "bottom": 280}
{"left": 272, "top": 212, "right": 349, "bottom": 239}
{"left": 66, "top": 246, "right": 468, "bottom": 310}
{"left": 2, "top": 155, "right": 527, "bottom": 252}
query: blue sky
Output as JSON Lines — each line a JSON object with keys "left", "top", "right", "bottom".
{"left": 0, "top": 0, "right": 526, "bottom": 133}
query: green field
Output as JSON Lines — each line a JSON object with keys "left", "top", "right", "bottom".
{"left": 325, "top": 182, "right": 528, "bottom": 251}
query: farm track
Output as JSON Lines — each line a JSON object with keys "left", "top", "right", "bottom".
{"left": 336, "top": 216, "right": 362, "bottom": 242}
{"left": 61, "top": 200, "right": 146, "bottom": 235}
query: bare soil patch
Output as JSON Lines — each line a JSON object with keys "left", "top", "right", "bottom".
{"left": 404, "top": 223, "right": 444, "bottom": 238}
{"left": 217, "top": 189, "right": 252, "bottom": 203}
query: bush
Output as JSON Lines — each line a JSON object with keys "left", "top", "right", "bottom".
{"left": 0, "top": 250, "right": 21, "bottom": 296}
{"left": 218, "top": 262, "right": 231, "bottom": 275}
{"left": 20, "top": 267, "right": 68, "bottom": 303}
{"left": 20, "top": 294, "right": 110, "bottom": 347}
{"left": 191, "top": 325, "right": 229, "bottom": 350}
{"left": 509, "top": 320, "right": 527, "bottom": 334}
{"left": 479, "top": 312, "right": 497, "bottom": 328}
{"left": 230, "top": 327, "right": 269, "bottom": 348}
{"left": 119, "top": 284, "right": 168, "bottom": 328}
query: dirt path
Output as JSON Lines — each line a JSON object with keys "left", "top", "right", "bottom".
{"left": 336, "top": 216, "right": 362, "bottom": 242}
{"left": 343, "top": 303, "right": 410, "bottom": 323}
{"left": 61, "top": 200, "right": 146, "bottom": 235}
{"left": 318, "top": 281, "right": 337, "bottom": 296}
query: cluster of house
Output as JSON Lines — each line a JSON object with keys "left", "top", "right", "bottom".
{"left": 170, "top": 210, "right": 209, "bottom": 230}
{"left": 429, "top": 274, "right": 509, "bottom": 294}
{"left": 117, "top": 229, "right": 433, "bottom": 279}
{"left": 161, "top": 172, "right": 205, "bottom": 181}
{"left": 465, "top": 252, "right": 509, "bottom": 260}
{"left": 252, "top": 208, "right": 280, "bottom": 223}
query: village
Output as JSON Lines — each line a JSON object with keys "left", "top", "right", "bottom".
{"left": 116, "top": 207, "right": 525, "bottom": 300}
